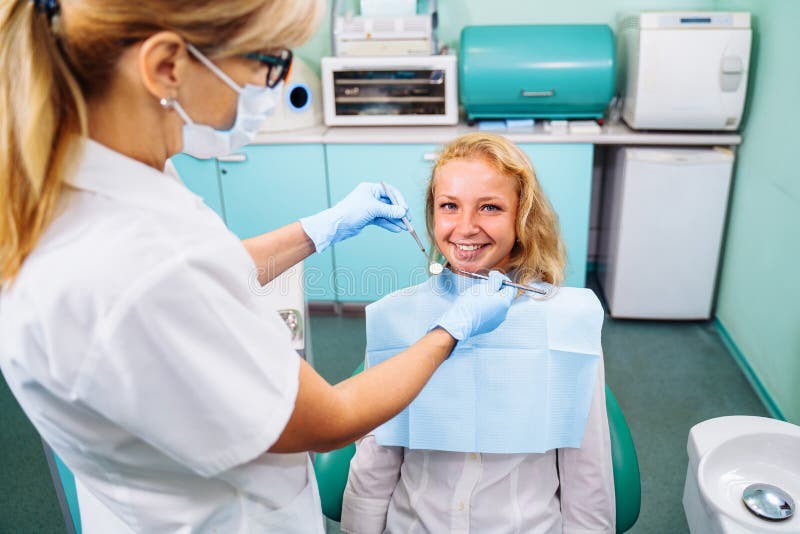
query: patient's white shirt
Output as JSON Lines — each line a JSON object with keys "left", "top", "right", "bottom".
{"left": 341, "top": 357, "right": 615, "bottom": 534}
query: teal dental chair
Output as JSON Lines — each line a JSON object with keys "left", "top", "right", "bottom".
{"left": 42, "top": 441, "right": 81, "bottom": 533}
{"left": 314, "top": 363, "right": 641, "bottom": 533}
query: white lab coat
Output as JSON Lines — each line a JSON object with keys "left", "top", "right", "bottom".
{"left": 0, "top": 139, "right": 324, "bottom": 533}
{"left": 341, "top": 359, "right": 615, "bottom": 534}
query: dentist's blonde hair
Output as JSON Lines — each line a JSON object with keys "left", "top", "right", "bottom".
{"left": 425, "top": 133, "right": 566, "bottom": 286}
{"left": 0, "top": 0, "right": 323, "bottom": 283}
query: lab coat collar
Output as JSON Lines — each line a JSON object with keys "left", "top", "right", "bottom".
{"left": 65, "top": 138, "right": 198, "bottom": 213}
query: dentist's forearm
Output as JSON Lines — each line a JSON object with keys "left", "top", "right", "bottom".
{"left": 326, "top": 327, "right": 456, "bottom": 448}
{"left": 269, "top": 327, "right": 456, "bottom": 453}
{"left": 242, "top": 221, "right": 316, "bottom": 285}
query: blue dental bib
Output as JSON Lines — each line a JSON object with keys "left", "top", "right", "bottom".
{"left": 366, "top": 270, "right": 603, "bottom": 453}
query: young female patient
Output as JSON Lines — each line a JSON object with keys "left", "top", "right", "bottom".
{"left": 340, "top": 133, "right": 615, "bottom": 534}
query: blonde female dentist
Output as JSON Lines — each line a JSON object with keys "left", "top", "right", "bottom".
{"left": 0, "top": 0, "right": 516, "bottom": 532}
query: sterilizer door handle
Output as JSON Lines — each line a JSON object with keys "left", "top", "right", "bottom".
{"left": 521, "top": 90, "right": 555, "bottom": 97}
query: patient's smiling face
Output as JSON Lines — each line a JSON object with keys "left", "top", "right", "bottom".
{"left": 433, "top": 157, "right": 519, "bottom": 273}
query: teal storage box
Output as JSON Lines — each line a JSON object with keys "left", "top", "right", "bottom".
{"left": 459, "top": 25, "right": 615, "bottom": 121}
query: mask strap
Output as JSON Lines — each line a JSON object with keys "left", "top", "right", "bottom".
{"left": 161, "top": 97, "right": 194, "bottom": 125}
{"left": 170, "top": 100, "right": 194, "bottom": 125}
{"left": 186, "top": 43, "right": 243, "bottom": 95}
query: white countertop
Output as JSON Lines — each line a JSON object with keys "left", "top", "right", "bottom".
{"left": 252, "top": 121, "right": 742, "bottom": 146}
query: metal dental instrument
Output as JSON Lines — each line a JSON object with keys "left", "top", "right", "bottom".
{"left": 380, "top": 181, "right": 427, "bottom": 256}
{"left": 451, "top": 267, "right": 551, "bottom": 296}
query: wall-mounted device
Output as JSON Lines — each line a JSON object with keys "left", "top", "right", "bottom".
{"left": 321, "top": 54, "right": 458, "bottom": 126}
{"left": 618, "top": 12, "right": 751, "bottom": 130}
{"left": 261, "top": 56, "right": 323, "bottom": 132}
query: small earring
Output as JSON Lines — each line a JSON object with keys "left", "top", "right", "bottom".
{"left": 159, "top": 97, "right": 175, "bottom": 110}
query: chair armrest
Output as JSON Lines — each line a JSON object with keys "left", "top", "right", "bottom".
{"left": 314, "top": 443, "right": 357, "bottom": 522}
{"left": 605, "top": 385, "right": 641, "bottom": 533}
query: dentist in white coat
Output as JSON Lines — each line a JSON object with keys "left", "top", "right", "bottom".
{"left": 0, "top": 0, "right": 516, "bottom": 532}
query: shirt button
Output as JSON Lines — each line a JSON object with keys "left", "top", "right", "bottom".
{"left": 458, "top": 501, "right": 465, "bottom": 511}
{"left": 470, "top": 453, "right": 479, "bottom": 461}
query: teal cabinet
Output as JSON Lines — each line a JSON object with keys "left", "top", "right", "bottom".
{"left": 519, "top": 144, "right": 593, "bottom": 288}
{"left": 218, "top": 145, "right": 335, "bottom": 301}
{"left": 170, "top": 154, "right": 224, "bottom": 218}
{"left": 326, "top": 144, "right": 439, "bottom": 302}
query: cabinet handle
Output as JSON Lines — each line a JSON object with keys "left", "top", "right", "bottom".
{"left": 521, "top": 89, "right": 555, "bottom": 97}
{"left": 423, "top": 152, "right": 440, "bottom": 161}
{"left": 216, "top": 153, "right": 247, "bottom": 163}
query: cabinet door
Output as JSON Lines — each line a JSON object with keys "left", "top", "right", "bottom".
{"left": 218, "top": 145, "right": 335, "bottom": 302}
{"left": 519, "top": 144, "right": 593, "bottom": 287}
{"left": 169, "top": 154, "right": 224, "bottom": 218}
{"left": 326, "top": 144, "right": 440, "bottom": 302}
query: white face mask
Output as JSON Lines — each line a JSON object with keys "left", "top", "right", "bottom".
{"left": 164, "top": 43, "right": 278, "bottom": 160}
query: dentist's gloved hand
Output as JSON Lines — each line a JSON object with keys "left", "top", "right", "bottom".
{"left": 432, "top": 271, "right": 516, "bottom": 341}
{"left": 300, "top": 182, "right": 410, "bottom": 253}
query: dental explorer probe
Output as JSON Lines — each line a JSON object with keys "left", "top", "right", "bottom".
{"left": 380, "top": 181, "right": 427, "bottom": 256}
{"left": 448, "top": 267, "right": 551, "bottom": 296}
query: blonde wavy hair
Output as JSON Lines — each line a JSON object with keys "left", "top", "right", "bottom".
{"left": 0, "top": 0, "right": 323, "bottom": 283}
{"left": 425, "top": 133, "right": 566, "bottom": 286}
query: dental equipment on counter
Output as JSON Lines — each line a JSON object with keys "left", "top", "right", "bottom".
{"left": 331, "top": 0, "right": 439, "bottom": 57}
{"left": 260, "top": 57, "right": 323, "bottom": 132}
{"left": 321, "top": 55, "right": 458, "bottom": 126}
{"left": 617, "top": 12, "right": 751, "bottom": 131}
{"left": 459, "top": 24, "right": 615, "bottom": 122}
{"left": 322, "top": 1, "right": 458, "bottom": 126}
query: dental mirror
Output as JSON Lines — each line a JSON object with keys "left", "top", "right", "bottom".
{"left": 426, "top": 262, "right": 551, "bottom": 297}
{"left": 742, "top": 483, "right": 795, "bottom": 521}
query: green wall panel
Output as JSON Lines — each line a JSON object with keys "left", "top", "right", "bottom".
{"left": 713, "top": 0, "right": 800, "bottom": 423}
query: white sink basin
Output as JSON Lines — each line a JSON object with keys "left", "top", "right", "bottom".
{"left": 699, "top": 431, "right": 800, "bottom": 532}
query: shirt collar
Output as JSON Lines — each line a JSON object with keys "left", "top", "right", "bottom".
{"left": 65, "top": 139, "right": 200, "bottom": 213}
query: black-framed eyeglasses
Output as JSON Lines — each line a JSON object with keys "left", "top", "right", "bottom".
{"left": 243, "top": 49, "right": 293, "bottom": 88}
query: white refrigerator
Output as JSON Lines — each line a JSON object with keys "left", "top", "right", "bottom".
{"left": 597, "top": 147, "right": 734, "bottom": 319}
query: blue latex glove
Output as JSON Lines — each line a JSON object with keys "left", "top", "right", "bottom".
{"left": 300, "top": 182, "right": 410, "bottom": 253}
{"left": 432, "top": 271, "right": 516, "bottom": 341}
